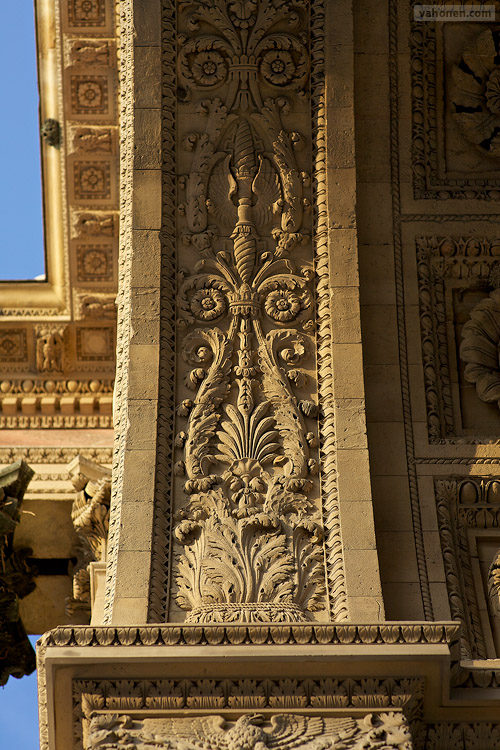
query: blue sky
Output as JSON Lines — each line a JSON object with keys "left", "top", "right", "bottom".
{"left": 0, "top": 636, "right": 40, "bottom": 748}
{"left": 0, "top": 4, "right": 44, "bottom": 746}
{"left": 0, "top": 4, "right": 45, "bottom": 280}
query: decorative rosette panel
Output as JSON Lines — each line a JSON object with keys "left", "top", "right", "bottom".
{"left": 171, "top": 0, "right": 327, "bottom": 623}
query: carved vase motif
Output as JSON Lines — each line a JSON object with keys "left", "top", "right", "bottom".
{"left": 172, "top": 0, "right": 326, "bottom": 623}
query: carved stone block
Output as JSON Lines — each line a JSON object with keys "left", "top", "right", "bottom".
{"left": 76, "top": 244, "right": 114, "bottom": 281}
{"left": 0, "top": 329, "right": 28, "bottom": 362}
{"left": 76, "top": 326, "right": 115, "bottom": 361}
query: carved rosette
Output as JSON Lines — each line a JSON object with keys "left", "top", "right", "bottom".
{"left": 172, "top": 0, "right": 325, "bottom": 623}
{"left": 451, "top": 28, "right": 500, "bottom": 156}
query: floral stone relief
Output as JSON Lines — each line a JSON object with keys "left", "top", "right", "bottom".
{"left": 451, "top": 27, "right": 500, "bottom": 157}
{"left": 460, "top": 288, "right": 500, "bottom": 408}
{"left": 171, "top": 0, "right": 326, "bottom": 624}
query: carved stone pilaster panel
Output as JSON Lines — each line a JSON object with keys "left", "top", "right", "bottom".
{"left": 151, "top": 0, "right": 336, "bottom": 625}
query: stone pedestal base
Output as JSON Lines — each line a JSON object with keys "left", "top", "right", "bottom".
{"left": 37, "top": 622, "right": 500, "bottom": 750}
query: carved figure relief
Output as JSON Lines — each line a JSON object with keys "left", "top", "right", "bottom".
{"left": 451, "top": 28, "right": 500, "bottom": 157}
{"left": 460, "top": 288, "right": 500, "bottom": 409}
{"left": 73, "top": 128, "right": 113, "bottom": 153}
{"left": 86, "top": 712, "right": 413, "bottom": 750}
{"left": 172, "top": 0, "right": 326, "bottom": 624}
{"left": 73, "top": 212, "right": 115, "bottom": 238}
{"left": 68, "top": 39, "right": 111, "bottom": 67}
{"left": 66, "top": 458, "right": 111, "bottom": 619}
{"left": 76, "top": 293, "right": 116, "bottom": 319}
{"left": 35, "top": 329, "right": 65, "bottom": 373}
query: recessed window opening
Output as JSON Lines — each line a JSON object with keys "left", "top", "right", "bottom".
{"left": 0, "top": 5, "right": 46, "bottom": 282}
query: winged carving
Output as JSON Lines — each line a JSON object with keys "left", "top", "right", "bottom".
{"left": 173, "top": 0, "right": 325, "bottom": 623}
{"left": 86, "top": 712, "right": 413, "bottom": 750}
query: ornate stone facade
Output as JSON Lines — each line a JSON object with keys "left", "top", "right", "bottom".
{"left": 7, "top": 0, "right": 500, "bottom": 747}
{"left": 0, "top": 0, "right": 118, "bottom": 430}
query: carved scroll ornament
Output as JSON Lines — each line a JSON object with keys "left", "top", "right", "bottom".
{"left": 86, "top": 712, "right": 413, "bottom": 750}
{"left": 172, "top": 0, "right": 325, "bottom": 623}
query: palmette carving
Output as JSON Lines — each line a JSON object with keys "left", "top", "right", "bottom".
{"left": 86, "top": 712, "right": 413, "bottom": 750}
{"left": 174, "top": 0, "right": 324, "bottom": 623}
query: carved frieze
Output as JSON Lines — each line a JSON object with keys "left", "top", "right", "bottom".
{"left": 85, "top": 712, "right": 413, "bottom": 750}
{"left": 169, "top": 0, "right": 329, "bottom": 624}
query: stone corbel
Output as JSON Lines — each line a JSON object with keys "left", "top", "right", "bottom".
{"left": 66, "top": 456, "right": 111, "bottom": 624}
{"left": 0, "top": 460, "right": 36, "bottom": 685}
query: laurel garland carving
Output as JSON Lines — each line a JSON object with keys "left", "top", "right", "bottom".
{"left": 170, "top": 0, "right": 326, "bottom": 624}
